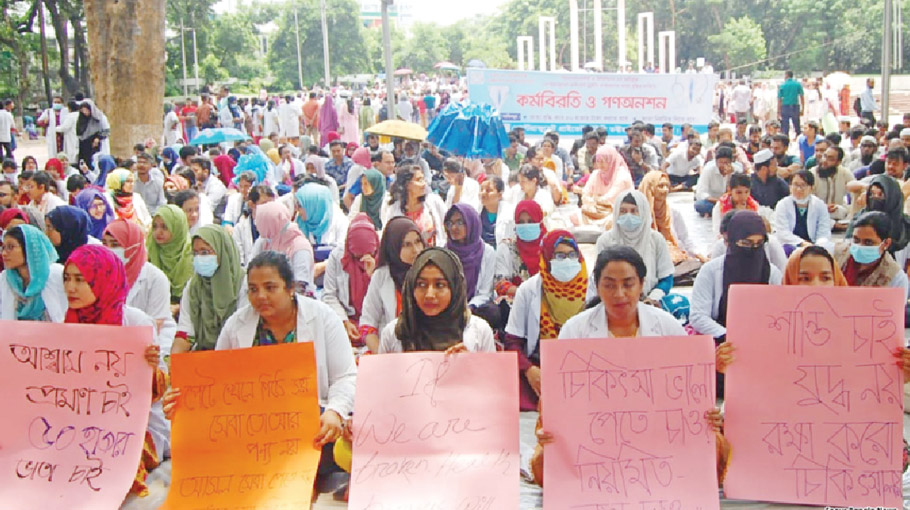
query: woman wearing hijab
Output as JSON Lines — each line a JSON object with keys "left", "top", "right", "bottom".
{"left": 62, "top": 245, "right": 167, "bottom": 498}
{"left": 348, "top": 167, "right": 387, "bottom": 230}
{"left": 323, "top": 214, "right": 379, "bottom": 345}
{"left": 252, "top": 201, "right": 315, "bottom": 294}
{"left": 445, "top": 204, "right": 495, "bottom": 311}
{"left": 847, "top": 174, "right": 910, "bottom": 255}
{"left": 107, "top": 168, "right": 152, "bottom": 228}
{"left": 295, "top": 181, "right": 349, "bottom": 252}
{"left": 94, "top": 154, "right": 117, "bottom": 187}
{"left": 338, "top": 99, "right": 360, "bottom": 145}
{"left": 494, "top": 200, "right": 547, "bottom": 305}
{"left": 304, "top": 154, "right": 340, "bottom": 199}
{"left": 783, "top": 245, "right": 849, "bottom": 286}
{"left": 75, "top": 102, "right": 106, "bottom": 167}
{"left": 505, "top": 229, "right": 587, "bottom": 410}
{"left": 835, "top": 211, "right": 909, "bottom": 294}
{"left": 161, "top": 147, "right": 178, "bottom": 175}
{"left": 638, "top": 171, "right": 705, "bottom": 265}
{"left": 318, "top": 96, "right": 339, "bottom": 147}
{"left": 147, "top": 204, "right": 194, "bottom": 304}
{"left": 580, "top": 145, "right": 634, "bottom": 228}
{"left": 213, "top": 152, "right": 237, "bottom": 187}
{"left": 103, "top": 219, "right": 176, "bottom": 356}
{"left": 359, "top": 216, "right": 425, "bottom": 353}
{"left": 74, "top": 188, "right": 114, "bottom": 240}
{"left": 0, "top": 224, "right": 67, "bottom": 321}
{"left": 380, "top": 247, "right": 495, "bottom": 353}
{"left": 0, "top": 208, "right": 29, "bottom": 233}
{"left": 175, "top": 225, "right": 244, "bottom": 353}
{"left": 592, "top": 191, "right": 675, "bottom": 303}
{"left": 45, "top": 205, "right": 94, "bottom": 263}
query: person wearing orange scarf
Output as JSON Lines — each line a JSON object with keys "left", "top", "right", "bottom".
{"left": 712, "top": 172, "right": 759, "bottom": 236}
{"left": 782, "top": 245, "right": 848, "bottom": 286}
{"left": 638, "top": 171, "right": 706, "bottom": 265}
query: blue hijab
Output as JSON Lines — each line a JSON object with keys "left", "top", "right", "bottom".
{"left": 47, "top": 206, "right": 92, "bottom": 263}
{"left": 162, "top": 147, "right": 179, "bottom": 174}
{"left": 233, "top": 146, "right": 272, "bottom": 186}
{"left": 295, "top": 182, "right": 334, "bottom": 245}
{"left": 94, "top": 155, "right": 117, "bottom": 187}
{"left": 74, "top": 188, "right": 114, "bottom": 239}
{"left": 4, "top": 224, "right": 58, "bottom": 321}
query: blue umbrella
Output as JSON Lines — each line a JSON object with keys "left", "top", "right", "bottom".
{"left": 426, "top": 102, "right": 510, "bottom": 159}
{"left": 189, "top": 128, "right": 251, "bottom": 145}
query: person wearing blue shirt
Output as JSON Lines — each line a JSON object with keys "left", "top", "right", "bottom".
{"left": 797, "top": 121, "right": 824, "bottom": 164}
{"left": 324, "top": 140, "right": 352, "bottom": 193}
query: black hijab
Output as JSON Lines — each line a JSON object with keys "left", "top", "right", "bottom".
{"left": 377, "top": 216, "right": 423, "bottom": 290}
{"left": 395, "top": 247, "right": 470, "bottom": 352}
{"left": 847, "top": 175, "right": 910, "bottom": 253}
{"left": 719, "top": 210, "right": 770, "bottom": 326}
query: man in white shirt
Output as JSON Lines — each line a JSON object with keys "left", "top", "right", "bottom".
{"left": 442, "top": 159, "right": 481, "bottom": 212}
{"left": 396, "top": 94, "right": 413, "bottom": 122}
{"left": 730, "top": 80, "right": 752, "bottom": 124}
{"left": 0, "top": 102, "right": 14, "bottom": 160}
{"left": 190, "top": 156, "right": 226, "bottom": 210}
{"left": 661, "top": 137, "right": 703, "bottom": 191}
{"left": 694, "top": 145, "right": 738, "bottom": 217}
{"left": 132, "top": 153, "right": 166, "bottom": 215}
{"left": 27, "top": 171, "right": 66, "bottom": 215}
{"left": 278, "top": 95, "right": 301, "bottom": 145}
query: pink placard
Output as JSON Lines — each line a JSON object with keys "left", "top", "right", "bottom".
{"left": 541, "top": 336, "right": 720, "bottom": 510}
{"left": 349, "top": 352, "right": 520, "bottom": 509}
{"left": 0, "top": 320, "right": 154, "bottom": 510}
{"left": 724, "top": 285, "right": 905, "bottom": 507}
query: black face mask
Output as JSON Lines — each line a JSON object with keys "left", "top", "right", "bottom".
{"left": 868, "top": 197, "right": 886, "bottom": 211}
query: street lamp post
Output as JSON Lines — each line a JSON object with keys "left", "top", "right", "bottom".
{"left": 320, "top": 0, "right": 331, "bottom": 86}
{"left": 382, "top": 0, "right": 395, "bottom": 120}
{"left": 294, "top": 8, "right": 304, "bottom": 89}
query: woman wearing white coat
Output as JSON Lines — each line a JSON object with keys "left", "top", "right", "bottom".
{"left": 322, "top": 214, "right": 379, "bottom": 344}
{"left": 772, "top": 170, "right": 834, "bottom": 254}
{"left": 54, "top": 101, "right": 79, "bottom": 165}
{"left": 559, "top": 246, "right": 687, "bottom": 339}
{"left": 379, "top": 247, "right": 496, "bottom": 353}
{"left": 0, "top": 224, "right": 67, "bottom": 322}
{"left": 162, "top": 251, "right": 357, "bottom": 477}
{"left": 36, "top": 97, "right": 65, "bottom": 159}
{"left": 383, "top": 165, "right": 447, "bottom": 247}
{"left": 359, "top": 217, "right": 425, "bottom": 353}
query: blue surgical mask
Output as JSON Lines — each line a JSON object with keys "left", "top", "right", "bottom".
{"left": 516, "top": 222, "right": 541, "bottom": 242}
{"left": 52, "top": 103, "right": 63, "bottom": 111}
{"left": 550, "top": 258, "right": 582, "bottom": 282}
{"left": 617, "top": 213, "right": 643, "bottom": 232}
{"left": 850, "top": 242, "right": 883, "bottom": 264}
{"left": 193, "top": 254, "right": 219, "bottom": 277}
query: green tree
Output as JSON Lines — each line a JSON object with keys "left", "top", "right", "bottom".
{"left": 706, "top": 16, "right": 766, "bottom": 73}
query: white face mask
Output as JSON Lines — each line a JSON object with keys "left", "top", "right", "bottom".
{"left": 794, "top": 195, "right": 810, "bottom": 206}
{"left": 110, "top": 247, "right": 127, "bottom": 263}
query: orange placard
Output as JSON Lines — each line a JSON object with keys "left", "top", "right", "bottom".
{"left": 162, "top": 342, "right": 322, "bottom": 510}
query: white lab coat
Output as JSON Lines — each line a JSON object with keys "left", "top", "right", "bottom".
{"left": 558, "top": 302, "right": 687, "bottom": 339}
{"left": 304, "top": 209, "right": 349, "bottom": 249}
{"left": 445, "top": 177, "right": 482, "bottom": 212}
{"left": 215, "top": 297, "right": 358, "bottom": 417}
{"left": 504, "top": 274, "right": 545, "bottom": 357}
{"left": 772, "top": 195, "right": 834, "bottom": 249}
{"left": 37, "top": 107, "right": 61, "bottom": 159}
{"left": 0, "top": 263, "right": 67, "bottom": 322}
{"left": 127, "top": 263, "right": 176, "bottom": 356}
{"left": 54, "top": 111, "right": 79, "bottom": 164}
{"left": 468, "top": 244, "right": 497, "bottom": 308}
{"left": 383, "top": 193, "right": 448, "bottom": 247}
{"left": 249, "top": 238, "right": 314, "bottom": 291}
{"left": 278, "top": 103, "right": 301, "bottom": 138}
{"left": 359, "top": 266, "right": 397, "bottom": 334}
{"left": 379, "top": 315, "right": 496, "bottom": 353}
{"left": 222, "top": 192, "right": 244, "bottom": 227}
{"left": 689, "top": 256, "right": 782, "bottom": 338}
{"left": 348, "top": 192, "right": 392, "bottom": 231}
{"left": 263, "top": 108, "right": 280, "bottom": 138}
{"left": 321, "top": 247, "right": 357, "bottom": 321}
{"left": 232, "top": 214, "right": 255, "bottom": 268}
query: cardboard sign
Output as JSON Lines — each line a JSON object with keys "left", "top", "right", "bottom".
{"left": 724, "top": 285, "right": 905, "bottom": 507}
{"left": 349, "top": 352, "right": 520, "bottom": 510}
{"left": 541, "top": 336, "right": 719, "bottom": 510}
{"left": 0, "top": 320, "right": 154, "bottom": 509}
{"left": 162, "top": 342, "right": 322, "bottom": 510}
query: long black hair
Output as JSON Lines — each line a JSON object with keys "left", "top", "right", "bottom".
{"left": 585, "top": 246, "right": 647, "bottom": 309}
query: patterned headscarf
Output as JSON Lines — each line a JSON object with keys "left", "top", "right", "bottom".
{"left": 64, "top": 245, "right": 128, "bottom": 325}
{"left": 103, "top": 219, "right": 147, "bottom": 287}
{"left": 538, "top": 230, "right": 587, "bottom": 340}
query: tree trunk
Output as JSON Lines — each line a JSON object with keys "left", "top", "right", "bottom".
{"left": 43, "top": 0, "right": 79, "bottom": 98}
{"left": 84, "top": 0, "right": 166, "bottom": 157}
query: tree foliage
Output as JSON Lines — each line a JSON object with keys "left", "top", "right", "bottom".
{"left": 706, "top": 16, "right": 766, "bottom": 73}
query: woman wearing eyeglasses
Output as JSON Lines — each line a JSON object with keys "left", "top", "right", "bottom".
{"left": 772, "top": 169, "right": 833, "bottom": 256}
{"left": 444, "top": 204, "right": 496, "bottom": 317}
{"left": 504, "top": 230, "right": 587, "bottom": 411}
{"left": 691, "top": 210, "right": 782, "bottom": 395}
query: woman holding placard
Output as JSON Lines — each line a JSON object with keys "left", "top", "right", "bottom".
{"left": 0, "top": 224, "right": 67, "bottom": 321}
{"left": 782, "top": 245, "right": 849, "bottom": 286}
{"left": 162, "top": 251, "right": 357, "bottom": 487}
{"left": 378, "top": 247, "right": 496, "bottom": 353}
{"left": 62, "top": 244, "right": 166, "bottom": 498}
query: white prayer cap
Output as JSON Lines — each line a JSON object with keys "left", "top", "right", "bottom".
{"left": 900, "top": 128, "right": 910, "bottom": 138}
{"left": 753, "top": 149, "right": 773, "bottom": 165}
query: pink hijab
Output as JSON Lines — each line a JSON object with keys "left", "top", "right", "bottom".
{"left": 351, "top": 146, "right": 371, "bottom": 168}
{"left": 253, "top": 202, "right": 313, "bottom": 259}
{"left": 582, "top": 145, "right": 634, "bottom": 204}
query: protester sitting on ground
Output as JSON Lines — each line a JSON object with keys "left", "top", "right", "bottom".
{"left": 773, "top": 170, "right": 834, "bottom": 255}
{"left": 442, "top": 159, "right": 481, "bottom": 212}
{"left": 750, "top": 149, "right": 789, "bottom": 208}
{"left": 380, "top": 247, "right": 495, "bottom": 353}
{"left": 295, "top": 182, "right": 349, "bottom": 279}
{"left": 695, "top": 146, "right": 738, "bottom": 217}
{"left": 45, "top": 205, "right": 96, "bottom": 264}
{"left": 836, "top": 211, "right": 909, "bottom": 296}
{"left": 530, "top": 246, "right": 728, "bottom": 487}
{"left": 163, "top": 251, "right": 358, "bottom": 493}
{"left": 478, "top": 175, "right": 511, "bottom": 248}
{"left": 580, "top": 145, "right": 634, "bottom": 229}
{"left": 62, "top": 245, "right": 166, "bottom": 498}
{"left": 107, "top": 168, "right": 152, "bottom": 229}
{"left": 494, "top": 200, "right": 547, "bottom": 304}
{"left": 661, "top": 134, "right": 703, "bottom": 191}
{"left": 173, "top": 189, "right": 212, "bottom": 236}
{"left": 0, "top": 224, "right": 66, "bottom": 321}
{"left": 505, "top": 230, "right": 587, "bottom": 411}
{"left": 322, "top": 214, "right": 379, "bottom": 346}
{"left": 73, "top": 188, "right": 114, "bottom": 241}
{"left": 712, "top": 173, "right": 759, "bottom": 236}
{"left": 359, "top": 217, "right": 425, "bottom": 353}
{"left": 233, "top": 185, "right": 275, "bottom": 268}
{"left": 711, "top": 209, "right": 788, "bottom": 272}
{"left": 802, "top": 138, "right": 830, "bottom": 170}
{"left": 221, "top": 171, "right": 256, "bottom": 231}
{"left": 515, "top": 164, "right": 556, "bottom": 220}
{"left": 638, "top": 171, "right": 706, "bottom": 264}
{"left": 591, "top": 191, "right": 674, "bottom": 304}
{"left": 346, "top": 168, "right": 387, "bottom": 230}
{"left": 28, "top": 170, "right": 66, "bottom": 215}
{"left": 444, "top": 203, "right": 498, "bottom": 324}
{"left": 810, "top": 145, "right": 854, "bottom": 221}
{"left": 782, "top": 245, "right": 849, "bottom": 286}
{"left": 251, "top": 201, "right": 315, "bottom": 295}
{"left": 384, "top": 165, "right": 446, "bottom": 247}
{"left": 147, "top": 204, "right": 194, "bottom": 305}
{"left": 174, "top": 225, "right": 243, "bottom": 354}
{"left": 521, "top": 148, "right": 563, "bottom": 207}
